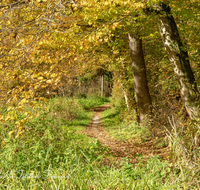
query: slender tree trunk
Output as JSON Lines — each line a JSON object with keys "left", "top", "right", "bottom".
{"left": 128, "top": 33, "right": 152, "bottom": 124}
{"left": 101, "top": 75, "right": 104, "bottom": 97}
{"left": 120, "top": 82, "right": 130, "bottom": 111}
{"left": 145, "top": 3, "right": 200, "bottom": 120}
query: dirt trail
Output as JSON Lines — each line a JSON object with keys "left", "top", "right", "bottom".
{"left": 83, "top": 104, "right": 170, "bottom": 164}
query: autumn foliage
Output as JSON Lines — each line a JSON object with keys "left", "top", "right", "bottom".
{"left": 0, "top": 0, "right": 199, "bottom": 141}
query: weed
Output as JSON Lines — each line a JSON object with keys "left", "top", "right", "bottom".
{"left": 0, "top": 96, "right": 199, "bottom": 189}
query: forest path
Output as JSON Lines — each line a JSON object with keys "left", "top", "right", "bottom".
{"left": 83, "top": 104, "right": 170, "bottom": 164}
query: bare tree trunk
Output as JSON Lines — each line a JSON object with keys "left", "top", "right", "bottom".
{"left": 128, "top": 33, "right": 152, "bottom": 124}
{"left": 120, "top": 82, "right": 130, "bottom": 111}
{"left": 101, "top": 75, "right": 104, "bottom": 97}
{"left": 145, "top": 3, "right": 200, "bottom": 120}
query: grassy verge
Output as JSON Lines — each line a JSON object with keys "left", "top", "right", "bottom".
{"left": 101, "top": 106, "right": 151, "bottom": 142}
{"left": 101, "top": 105, "right": 200, "bottom": 189}
{"left": 0, "top": 97, "right": 199, "bottom": 189}
{"left": 0, "top": 96, "right": 109, "bottom": 189}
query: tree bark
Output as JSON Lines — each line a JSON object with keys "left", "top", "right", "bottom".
{"left": 145, "top": 3, "right": 200, "bottom": 120}
{"left": 128, "top": 33, "right": 152, "bottom": 124}
{"left": 101, "top": 75, "right": 104, "bottom": 97}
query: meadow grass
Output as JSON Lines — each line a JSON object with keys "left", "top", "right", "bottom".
{"left": 0, "top": 96, "right": 199, "bottom": 189}
{"left": 101, "top": 106, "right": 151, "bottom": 142}
{"left": 101, "top": 104, "right": 200, "bottom": 189}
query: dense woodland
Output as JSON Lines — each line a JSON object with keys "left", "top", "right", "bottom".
{"left": 0, "top": 0, "right": 200, "bottom": 189}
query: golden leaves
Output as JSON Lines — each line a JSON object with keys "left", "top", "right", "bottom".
{"left": 112, "top": 22, "right": 120, "bottom": 30}
{"left": 1, "top": 141, "right": 6, "bottom": 146}
{"left": 1, "top": 140, "right": 6, "bottom": 149}
{"left": 46, "top": 79, "right": 52, "bottom": 84}
{"left": 8, "top": 131, "right": 14, "bottom": 136}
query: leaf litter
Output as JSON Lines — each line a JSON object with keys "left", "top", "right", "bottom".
{"left": 83, "top": 104, "right": 171, "bottom": 166}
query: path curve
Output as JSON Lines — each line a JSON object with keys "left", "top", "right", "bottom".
{"left": 83, "top": 104, "right": 170, "bottom": 164}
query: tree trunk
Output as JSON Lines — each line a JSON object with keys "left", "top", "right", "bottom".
{"left": 146, "top": 3, "right": 200, "bottom": 120}
{"left": 120, "top": 82, "right": 130, "bottom": 111}
{"left": 128, "top": 33, "right": 152, "bottom": 124}
{"left": 101, "top": 75, "right": 104, "bottom": 97}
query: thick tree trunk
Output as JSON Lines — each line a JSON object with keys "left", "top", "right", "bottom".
{"left": 128, "top": 33, "right": 152, "bottom": 124}
{"left": 146, "top": 3, "right": 200, "bottom": 120}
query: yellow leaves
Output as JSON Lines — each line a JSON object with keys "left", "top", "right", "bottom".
{"left": 46, "top": 79, "right": 52, "bottom": 84}
{"left": 113, "top": 50, "right": 119, "bottom": 55}
{"left": 7, "top": 106, "right": 13, "bottom": 112}
{"left": 15, "top": 130, "right": 25, "bottom": 139}
{"left": 0, "top": 119, "right": 5, "bottom": 123}
{"left": 36, "top": 0, "right": 44, "bottom": 3}
{"left": 104, "top": 38, "right": 109, "bottom": 42}
{"left": 20, "top": 98, "right": 28, "bottom": 105}
{"left": 0, "top": 115, "right": 5, "bottom": 123}
{"left": 67, "top": 57, "right": 72, "bottom": 64}
{"left": 112, "top": 22, "right": 120, "bottom": 30}
{"left": 104, "top": 1, "right": 110, "bottom": 6}
{"left": 50, "top": 73, "right": 57, "bottom": 78}
{"left": 5, "top": 115, "right": 15, "bottom": 121}
{"left": 0, "top": 0, "right": 95, "bottom": 107}
{"left": 20, "top": 133, "right": 24, "bottom": 139}
{"left": 1, "top": 141, "right": 5, "bottom": 146}
{"left": 29, "top": 101, "right": 37, "bottom": 107}
{"left": 35, "top": 0, "right": 48, "bottom": 5}
{"left": 88, "top": 35, "right": 94, "bottom": 42}
{"left": 24, "top": 111, "right": 32, "bottom": 117}
{"left": 1, "top": 141, "right": 6, "bottom": 149}
{"left": 38, "top": 76, "right": 44, "bottom": 80}
{"left": 9, "top": 131, "right": 14, "bottom": 137}
{"left": 55, "top": 77, "right": 60, "bottom": 84}
{"left": 50, "top": 65, "right": 55, "bottom": 71}
{"left": 17, "top": 106, "right": 25, "bottom": 112}
{"left": 4, "top": 115, "right": 10, "bottom": 122}
{"left": 134, "top": 2, "right": 145, "bottom": 9}
{"left": 88, "top": 20, "right": 93, "bottom": 25}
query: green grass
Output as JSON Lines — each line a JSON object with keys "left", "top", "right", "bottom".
{"left": 101, "top": 105, "right": 200, "bottom": 189}
{"left": 101, "top": 107, "right": 151, "bottom": 142}
{"left": 0, "top": 96, "right": 199, "bottom": 189}
{"left": 77, "top": 96, "right": 110, "bottom": 110}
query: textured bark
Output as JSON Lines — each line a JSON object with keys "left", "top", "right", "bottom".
{"left": 128, "top": 33, "right": 152, "bottom": 124}
{"left": 147, "top": 3, "right": 200, "bottom": 120}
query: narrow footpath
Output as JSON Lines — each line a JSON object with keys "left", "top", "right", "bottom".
{"left": 83, "top": 104, "right": 170, "bottom": 164}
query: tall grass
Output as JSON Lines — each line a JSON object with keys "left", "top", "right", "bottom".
{"left": 101, "top": 103, "right": 200, "bottom": 189}
{"left": 0, "top": 96, "right": 199, "bottom": 189}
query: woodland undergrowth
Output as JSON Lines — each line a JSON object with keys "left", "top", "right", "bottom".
{"left": 0, "top": 96, "right": 199, "bottom": 189}
{"left": 101, "top": 96, "right": 200, "bottom": 189}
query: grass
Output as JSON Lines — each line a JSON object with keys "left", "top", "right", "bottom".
{"left": 101, "top": 104, "right": 200, "bottom": 189}
{"left": 0, "top": 96, "right": 111, "bottom": 189}
{"left": 0, "top": 96, "right": 199, "bottom": 189}
{"left": 101, "top": 107, "right": 151, "bottom": 142}
{"left": 77, "top": 96, "right": 110, "bottom": 110}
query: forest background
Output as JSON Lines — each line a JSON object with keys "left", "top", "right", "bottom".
{"left": 0, "top": 0, "right": 200, "bottom": 189}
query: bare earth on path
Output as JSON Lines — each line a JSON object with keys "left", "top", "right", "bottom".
{"left": 83, "top": 104, "right": 171, "bottom": 165}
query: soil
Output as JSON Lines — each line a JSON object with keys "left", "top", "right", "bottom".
{"left": 83, "top": 104, "right": 171, "bottom": 165}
